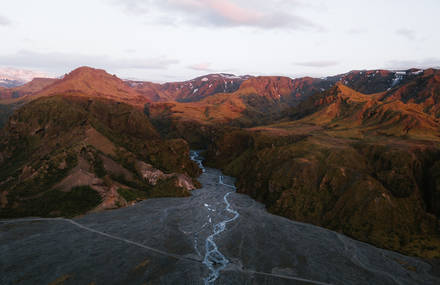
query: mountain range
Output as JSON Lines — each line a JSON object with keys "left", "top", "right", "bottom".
{"left": 1, "top": 66, "right": 440, "bottom": 259}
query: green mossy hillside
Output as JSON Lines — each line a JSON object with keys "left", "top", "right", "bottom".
{"left": 0, "top": 95, "right": 200, "bottom": 218}
{"left": 0, "top": 186, "right": 102, "bottom": 218}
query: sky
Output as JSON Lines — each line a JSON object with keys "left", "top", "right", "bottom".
{"left": 0, "top": 0, "right": 439, "bottom": 82}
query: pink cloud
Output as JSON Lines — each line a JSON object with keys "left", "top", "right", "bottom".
{"left": 206, "top": 0, "right": 262, "bottom": 25}
{"left": 121, "top": 0, "right": 318, "bottom": 29}
{"left": 188, "top": 63, "right": 213, "bottom": 72}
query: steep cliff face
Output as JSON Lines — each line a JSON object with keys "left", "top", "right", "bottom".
{"left": 205, "top": 130, "right": 440, "bottom": 259}
{"left": 0, "top": 95, "right": 200, "bottom": 218}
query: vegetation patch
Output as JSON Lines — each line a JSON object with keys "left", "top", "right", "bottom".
{"left": 150, "top": 178, "right": 189, "bottom": 198}
{"left": 203, "top": 127, "right": 440, "bottom": 259}
{"left": 0, "top": 186, "right": 102, "bottom": 218}
{"left": 0, "top": 104, "right": 14, "bottom": 128}
{"left": 117, "top": 187, "right": 147, "bottom": 202}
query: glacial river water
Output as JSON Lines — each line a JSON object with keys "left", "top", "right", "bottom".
{"left": 1, "top": 151, "right": 439, "bottom": 284}
{"left": 191, "top": 151, "right": 240, "bottom": 284}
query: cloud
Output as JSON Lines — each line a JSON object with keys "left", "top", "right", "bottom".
{"left": 0, "top": 67, "right": 51, "bottom": 82}
{"left": 187, "top": 63, "right": 214, "bottom": 72}
{"left": 0, "top": 50, "right": 179, "bottom": 72}
{"left": 111, "top": 0, "right": 149, "bottom": 15}
{"left": 0, "top": 15, "right": 11, "bottom": 26}
{"left": 396, "top": 28, "right": 416, "bottom": 40}
{"left": 385, "top": 58, "right": 440, "bottom": 70}
{"left": 294, "top": 60, "right": 339, "bottom": 67}
{"left": 112, "top": 0, "right": 319, "bottom": 30}
{"left": 346, "top": 28, "right": 367, "bottom": 35}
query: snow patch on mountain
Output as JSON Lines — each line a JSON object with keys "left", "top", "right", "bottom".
{"left": 411, "top": 69, "right": 424, "bottom": 75}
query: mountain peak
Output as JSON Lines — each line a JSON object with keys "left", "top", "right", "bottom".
{"left": 328, "top": 81, "right": 369, "bottom": 100}
{"left": 64, "top": 66, "right": 114, "bottom": 79}
{"left": 33, "top": 66, "right": 150, "bottom": 106}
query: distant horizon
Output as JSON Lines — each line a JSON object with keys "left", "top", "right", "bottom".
{"left": 1, "top": 64, "right": 440, "bottom": 85}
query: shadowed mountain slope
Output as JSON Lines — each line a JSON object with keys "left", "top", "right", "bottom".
{"left": 0, "top": 95, "right": 200, "bottom": 218}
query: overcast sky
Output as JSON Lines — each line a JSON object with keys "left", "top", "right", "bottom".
{"left": 0, "top": 0, "right": 439, "bottom": 82}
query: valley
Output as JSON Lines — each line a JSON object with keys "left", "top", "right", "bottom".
{"left": 1, "top": 151, "right": 439, "bottom": 284}
{"left": 1, "top": 66, "right": 440, "bottom": 284}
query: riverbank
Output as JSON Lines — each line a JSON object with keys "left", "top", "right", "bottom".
{"left": 0, "top": 151, "right": 439, "bottom": 284}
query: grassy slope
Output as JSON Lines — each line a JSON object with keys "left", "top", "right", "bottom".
{"left": 204, "top": 126, "right": 440, "bottom": 259}
{"left": 0, "top": 95, "right": 200, "bottom": 218}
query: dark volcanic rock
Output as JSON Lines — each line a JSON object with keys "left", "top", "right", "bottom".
{"left": 1, "top": 155, "right": 439, "bottom": 284}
